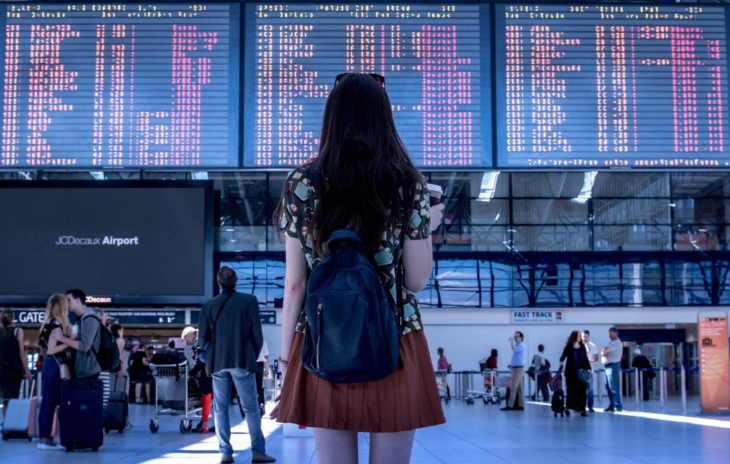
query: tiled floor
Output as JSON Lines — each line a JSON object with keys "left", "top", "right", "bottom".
{"left": 1, "top": 397, "right": 729, "bottom": 464}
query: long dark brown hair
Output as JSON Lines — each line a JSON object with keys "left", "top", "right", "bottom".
{"left": 567, "top": 330, "right": 582, "bottom": 347}
{"left": 275, "top": 73, "right": 421, "bottom": 257}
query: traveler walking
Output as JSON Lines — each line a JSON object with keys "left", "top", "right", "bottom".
{"left": 582, "top": 330, "right": 599, "bottom": 412}
{"left": 532, "top": 345, "right": 549, "bottom": 402}
{"left": 559, "top": 331, "right": 592, "bottom": 417}
{"left": 110, "top": 323, "right": 132, "bottom": 429}
{"left": 631, "top": 348, "right": 653, "bottom": 401}
{"left": 0, "top": 309, "right": 32, "bottom": 419}
{"left": 271, "top": 73, "right": 446, "bottom": 464}
{"left": 436, "top": 347, "right": 451, "bottom": 398}
{"left": 501, "top": 331, "right": 527, "bottom": 411}
{"left": 37, "top": 294, "right": 70, "bottom": 451}
{"left": 199, "top": 266, "right": 274, "bottom": 464}
{"left": 601, "top": 327, "right": 623, "bottom": 412}
{"left": 109, "top": 324, "right": 126, "bottom": 392}
{"left": 182, "top": 327, "right": 215, "bottom": 434}
{"left": 129, "top": 343, "right": 151, "bottom": 404}
{"left": 51, "top": 290, "right": 102, "bottom": 380}
{"left": 256, "top": 340, "right": 269, "bottom": 415}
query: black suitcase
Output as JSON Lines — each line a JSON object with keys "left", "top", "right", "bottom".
{"left": 104, "top": 391, "right": 128, "bottom": 434}
{"left": 551, "top": 390, "right": 565, "bottom": 417}
{"left": 60, "top": 378, "right": 104, "bottom": 451}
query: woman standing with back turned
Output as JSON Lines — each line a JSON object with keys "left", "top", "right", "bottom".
{"left": 0, "top": 309, "right": 32, "bottom": 418}
{"left": 270, "top": 73, "right": 446, "bottom": 464}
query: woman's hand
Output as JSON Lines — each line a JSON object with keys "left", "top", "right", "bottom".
{"left": 24, "top": 369, "right": 32, "bottom": 382}
{"left": 430, "top": 203, "right": 445, "bottom": 231}
{"left": 268, "top": 394, "right": 282, "bottom": 420}
{"left": 117, "top": 370, "right": 124, "bottom": 379}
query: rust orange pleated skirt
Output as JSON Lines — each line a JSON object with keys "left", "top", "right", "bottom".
{"left": 276, "top": 330, "right": 446, "bottom": 433}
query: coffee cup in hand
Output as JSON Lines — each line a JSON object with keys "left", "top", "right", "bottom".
{"left": 426, "top": 183, "right": 443, "bottom": 206}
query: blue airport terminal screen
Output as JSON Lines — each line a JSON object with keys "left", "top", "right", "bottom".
{"left": 0, "top": 3, "right": 240, "bottom": 168}
{"left": 243, "top": 3, "right": 492, "bottom": 168}
{"left": 496, "top": 4, "right": 730, "bottom": 168}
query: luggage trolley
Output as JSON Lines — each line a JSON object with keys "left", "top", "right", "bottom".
{"left": 435, "top": 371, "right": 450, "bottom": 404}
{"left": 465, "top": 369, "right": 502, "bottom": 405}
{"left": 148, "top": 362, "right": 202, "bottom": 434}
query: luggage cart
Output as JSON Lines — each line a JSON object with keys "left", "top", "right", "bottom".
{"left": 466, "top": 369, "right": 502, "bottom": 405}
{"left": 435, "top": 371, "right": 450, "bottom": 404}
{"left": 148, "top": 362, "right": 202, "bottom": 434}
{"left": 496, "top": 372, "right": 512, "bottom": 403}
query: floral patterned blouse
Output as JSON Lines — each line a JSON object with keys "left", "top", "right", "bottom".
{"left": 280, "top": 165, "right": 431, "bottom": 336}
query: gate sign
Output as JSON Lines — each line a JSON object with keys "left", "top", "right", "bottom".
{"left": 512, "top": 310, "right": 564, "bottom": 324}
{"left": 698, "top": 311, "right": 730, "bottom": 414}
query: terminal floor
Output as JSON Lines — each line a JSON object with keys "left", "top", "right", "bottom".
{"left": 1, "top": 399, "right": 730, "bottom": 464}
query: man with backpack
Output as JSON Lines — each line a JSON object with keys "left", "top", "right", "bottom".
{"left": 52, "top": 289, "right": 110, "bottom": 380}
{"left": 199, "top": 266, "right": 275, "bottom": 464}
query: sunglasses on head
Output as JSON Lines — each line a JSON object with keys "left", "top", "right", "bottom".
{"left": 334, "top": 73, "right": 385, "bottom": 87}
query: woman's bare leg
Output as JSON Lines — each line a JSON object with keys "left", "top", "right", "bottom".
{"left": 313, "top": 428, "right": 358, "bottom": 464}
{"left": 369, "top": 430, "right": 416, "bottom": 464}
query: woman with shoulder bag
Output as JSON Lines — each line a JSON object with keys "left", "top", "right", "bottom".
{"left": 559, "top": 331, "right": 592, "bottom": 417}
{"left": 270, "top": 73, "right": 446, "bottom": 464}
{"left": 37, "top": 294, "right": 71, "bottom": 451}
{"left": 0, "top": 309, "right": 33, "bottom": 418}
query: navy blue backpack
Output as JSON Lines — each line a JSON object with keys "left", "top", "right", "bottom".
{"left": 301, "top": 230, "right": 402, "bottom": 383}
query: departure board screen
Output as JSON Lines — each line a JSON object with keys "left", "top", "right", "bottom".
{"left": 496, "top": 4, "right": 730, "bottom": 168}
{"left": 0, "top": 4, "right": 240, "bottom": 168}
{"left": 244, "top": 4, "right": 491, "bottom": 168}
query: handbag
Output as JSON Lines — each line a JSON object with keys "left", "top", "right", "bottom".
{"left": 53, "top": 355, "right": 71, "bottom": 381}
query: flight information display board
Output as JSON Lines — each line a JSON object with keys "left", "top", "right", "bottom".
{"left": 0, "top": 3, "right": 240, "bottom": 168}
{"left": 496, "top": 4, "right": 730, "bottom": 168}
{"left": 243, "top": 4, "right": 491, "bottom": 168}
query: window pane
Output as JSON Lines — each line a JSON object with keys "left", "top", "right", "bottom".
{"left": 592, "top": 172, "right": 669, "bottom": 198}
{"left": 511, "top": 172, "right": 586, "bottom": 198}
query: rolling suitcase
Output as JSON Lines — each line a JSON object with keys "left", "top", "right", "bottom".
{"left": 551, "top": 390, "right": 565, "bottom": 417}
{"left": 27, "top": 396, "right": 43, "bottom": 440}
{"left": 60, "top": 378, "right": 104, "bottom": 451}
{"left": 1, "top": 379, "right": 34, "bottom": 441}
{"left": 104, "top": 391, "right": 128, "bottom": 434}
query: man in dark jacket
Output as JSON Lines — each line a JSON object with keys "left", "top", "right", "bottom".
{"left": 199, "top": 266, "right": 274, "bottom": 464}
{"left": 631, "top": 348, "right": 654, "bottom": 401}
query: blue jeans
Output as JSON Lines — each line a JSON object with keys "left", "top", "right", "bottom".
{"left": 586, "top": 376, "right": 594, "bottom": 409}
{"left": 39, "top": 357, "right": 62, "bottom": 439}
{"left": 604, "top": 363, "right": 622, "bottom": 410}
{"left": 536, "top": 373, "right": 549, "bottom": 401}
{"left": 212, "top": 368, "right": 265, "bottom": 457}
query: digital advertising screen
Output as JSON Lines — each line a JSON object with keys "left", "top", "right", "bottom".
{"left": 243, "top": 3, "right": 492, "bottom": 168}
{"left": 0, "top": 181, "right": 214, "bottom": 305}
{"left": 0, "top": 3, "right": 240, "bottom": 168}
{"left": 496, "top": 4, "right": 730, "bottom": 168}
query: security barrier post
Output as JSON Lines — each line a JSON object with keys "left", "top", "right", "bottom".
{"left": 634, "top": 368, "right": 640, "bottom": 405}
{"left": 681, "top": 366, "right": 687, "bottom": 414}
{"left": 660, "top": 367, "right": 665, "bottom": 409}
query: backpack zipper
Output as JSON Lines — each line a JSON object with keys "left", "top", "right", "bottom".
{"left": 316, "top": 303, "right": 322, "bottom": 371}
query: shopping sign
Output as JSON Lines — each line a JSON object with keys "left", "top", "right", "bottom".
{"left": 511, "top": 310, "right": 564, "bottom": 324}
{"left": 698, "top": 311, "right": 730, "bottom": 414}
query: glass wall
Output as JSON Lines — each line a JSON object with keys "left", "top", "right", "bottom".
{"left": 9, "top": 170, "right": 730, "bottom": 308}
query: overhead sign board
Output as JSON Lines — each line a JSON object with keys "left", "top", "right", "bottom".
{"left": 511, "top": 310, "right": 564, "bottom": 324}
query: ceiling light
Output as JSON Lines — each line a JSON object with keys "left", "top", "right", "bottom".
{"left": 226, "top": 229, "right": 235, "bottom": 232}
